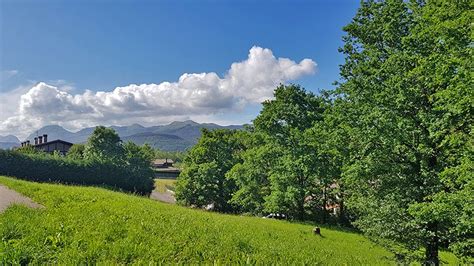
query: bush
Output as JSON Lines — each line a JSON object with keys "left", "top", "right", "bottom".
{"left": 0, "top": 150, "right": 154, "bottom": 195}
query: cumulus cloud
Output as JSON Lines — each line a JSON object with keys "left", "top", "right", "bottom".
{"left": 0, "top": 46, "right": 316, "bottom": 138}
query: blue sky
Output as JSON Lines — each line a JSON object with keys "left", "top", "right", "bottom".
{"left": 0, "top": 0, "right": 359, "bottom": 137}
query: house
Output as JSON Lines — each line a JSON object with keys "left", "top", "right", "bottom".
{"left": 20, "top": 134, "right": 73, "bottom": 155}
{"left": 152, "top": 158, "right": 174, "bottom": 168}
{"left": 151, "top": 158, "right": 180, "bottom": 179}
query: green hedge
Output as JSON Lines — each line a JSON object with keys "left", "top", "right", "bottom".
{"left": 0, "top": 150, "right": 154, "bottom": 195}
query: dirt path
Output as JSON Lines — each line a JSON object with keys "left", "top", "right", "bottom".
{"left": 0, "top": 185, "right": 43, "bottom": 213}
{"left": 150, "top": 189, "right": 176, "bottom": 204}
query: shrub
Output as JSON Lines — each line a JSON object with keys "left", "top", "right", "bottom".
{"left": 0, "top": 150, "right": 153, "bottom": 195}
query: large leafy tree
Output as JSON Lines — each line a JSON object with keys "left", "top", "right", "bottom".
{"left": 337, "top": 0, "right": 472, "bottom": 264}
{"left": 227, "top": 132, "right": 282, "bottom": 215}
{"left": 253, "top": 84, "right": 327, "bottom": 220}
{"left": 122, "top": 141, "right": 155, "bottom": 181}
{"left": 83, "top": 126, "right": 125, "bottom": 164}
{"left": 306, "top": 96, "right": 354, "bottom": 224}
{"left": 404, "top": 1, "right": 473, "bottom": 262}
{"left": 123, "top": 142, "right": 154, "bottom": 168}
{"left": 66, "top": 144, "right": 85, "bottom": 160}
{"left": 175, "top": 129, "right": 245, "bottom": 212}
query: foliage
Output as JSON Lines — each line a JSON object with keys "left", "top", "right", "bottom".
{"left": 123, "top": 142, "right": 154, "bottom": 168}
{"left": 227, "top": 138, "right": 281, "bottom": 215}
{"left": 175, "top": 129, "right": 245, "bottom": 212}
{"left": 0, "top": 150, "right": 153, "bottom": 194}
{"left": 253, "top": 84, "right": 327, "bottom": 220}
{"left": 14, "top": 145, "right": 44, "bottom": 155}
{"left": 172, "top": 2, "right": 473, "bottom": 262}
{"left": 335, "top": 0, "right": 473, "bottom": 264}
{"left": 83, "top": 126, "right": 125, "bottom": 164}
{"left": 4, "top": 1, "right": 467, "bottom": 264}
{"left": 122, "top": 141, "right": 155, "bottom": 182}
{"left": 66, "top": 144, "right": 85, "bottom": 160}
{"left": 0, "top": 176, "right": 404, "bottom": 265}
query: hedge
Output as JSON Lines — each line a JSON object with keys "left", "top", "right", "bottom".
{"left": 0, "top": 150, "right": 154, "bottom": 195}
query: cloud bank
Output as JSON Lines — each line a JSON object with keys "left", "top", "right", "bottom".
{"left": 0, "top": 46, "right": 316, "bottom": 138}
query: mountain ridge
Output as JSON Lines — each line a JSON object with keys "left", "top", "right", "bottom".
{"left": 0, "top": 135, "right": 20, "bottom": 143}
{"left": 18, "top": 120, "right": 244, "bottom": 151}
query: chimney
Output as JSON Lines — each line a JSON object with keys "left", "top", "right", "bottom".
{"left": 38, "top": 136, "right": 43, "bottom": 144}
{"left": 43, "top": 134, "right": 48, "bottom": 143}
{"left": 34, "top": 137, "right": 38, "bottom": 145}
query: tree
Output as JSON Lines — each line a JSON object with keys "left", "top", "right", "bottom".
{"left": 404, "top": 1, "right": 473, "bottom": 262}
{"left": 123, "top": 142, "right": 154, "bottom": 168}
{"left": 306, "top": 96, "right": 353, "bottom": 224}
{"left": 337, "top": 0, "right": 473, "bottom": 264}
{"left": 67, "top": 144, "right": 85, "bottom": 160}
{"left": 253, "top": 84, "right": 327, "bottom": 220}
{"left": 15, "top": 145, "right": 43, "bottom": 155}
{"left": 227, "top": 133, "right": 281, "bottom": 215}
{"left": 122, "top": 141, "right": 155, "bottom": 182}
{"left": 175, "top": 129, "right": 245, "bottom": 212}
{"left": 83, "top": 126, "right": 125, "bottom": 164}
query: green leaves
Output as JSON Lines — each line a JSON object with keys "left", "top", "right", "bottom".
{"left": 83, "top": 126, "right": 125, "bottom": 164}
{"left": 336, "top": 0, "right": 473, "bottom": 263}
{"left": 0, "top": 150, "right": 154, "bottom": 194}
{"left": 175, "top": 129, "right": 244, "bottom": 212}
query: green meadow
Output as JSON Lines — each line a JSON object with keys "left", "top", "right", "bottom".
{"left": 0, "top": 176, "right": 458, "bottom": 264}
{"left": 154, "top": 178, "right": 176, "bottom": 193}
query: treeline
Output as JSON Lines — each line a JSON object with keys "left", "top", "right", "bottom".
{"left": 0, "top": 126, "right": 155, "bottom": 194}
{"left": 176, "top": 1, "right": 472, "bottom": 264}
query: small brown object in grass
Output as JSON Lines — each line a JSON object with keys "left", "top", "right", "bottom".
{"left": 313, "top": 227, "right": 321, "bottom": 235}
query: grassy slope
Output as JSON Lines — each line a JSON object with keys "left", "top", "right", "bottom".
{"left": 154, "top": 178, "right": 176, "bottom": 193}
{"left": 0, "top": 176, "right": 457, "bottom": 264}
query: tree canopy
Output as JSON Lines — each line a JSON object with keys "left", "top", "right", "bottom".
{"left": 174, "top": 1, "right": 473, "bottom": 264}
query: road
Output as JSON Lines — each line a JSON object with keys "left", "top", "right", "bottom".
{"left": 0, "top": 185, "right": 43, "bottom": 213}
{"left": 150, "top": 188, "right": 176, "bottom": 204}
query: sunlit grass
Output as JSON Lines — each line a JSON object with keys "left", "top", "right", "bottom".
{"left": 154, "top": 178, "right": 176, "bottom": 193}
{"left": 0, "top": 175, "right": 457, "bottom": 264}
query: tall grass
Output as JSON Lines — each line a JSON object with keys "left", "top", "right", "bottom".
{"left": 0, "top": 176, "right": 458, "bottom": 264}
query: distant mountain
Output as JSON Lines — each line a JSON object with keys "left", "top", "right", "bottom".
{"left": 111, "top": 123, "right": 148, "bottom": 137}
{"left": 26, "top": 125, "right": 77, "bottom": 143}
{"left": 0, "top": 142, "right": 20, "bottom": 150}
{"left": 24, "top": 120, "right": 244, "bottom": 151}
{"left": 0, "top": 134, "right": 20, "bottom": 143}
{"left": 150, "top": 120, "right": 243, "bottom": 142}
{"left": 0, "top": 135, "right": 20, "bottom": 150}
{"left": 122, "top": 132, "right": 193, "bottom": 151}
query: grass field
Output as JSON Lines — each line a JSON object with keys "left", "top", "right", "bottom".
{"left": 0, "top": 176, "right": 459, "bottom": 264}
{"left": 154, "top": 178, "right": 176, "bottom": 193}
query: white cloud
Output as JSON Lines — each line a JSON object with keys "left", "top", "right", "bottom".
{"left": 0, "top": 46, "right": 316, "bottom": 138}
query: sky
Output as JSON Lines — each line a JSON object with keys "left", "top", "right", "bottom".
{"left": 0, "top": 0, "right": 360, "bottom": 139}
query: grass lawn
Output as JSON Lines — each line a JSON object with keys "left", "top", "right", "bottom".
{"left": 0, "top": 176, "right": 459, "bottom": 264}
{"left": 154, "top": 178, "right": 176, "bottom": 193}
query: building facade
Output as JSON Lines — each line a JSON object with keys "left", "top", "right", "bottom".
{"left": 20, "top": 134, "right": 73, "bottom": 155}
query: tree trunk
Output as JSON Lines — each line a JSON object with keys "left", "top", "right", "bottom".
{"left": 322, "top": 186, "right": 327, "bottom": 223}
{"left": 424, "top": 223, "right": 439, "bottom": 266}
{"left": 338, "top": 196, "right": 345, "bottom": 225}
{"left": 338, "top": 184, "right": 346, "bottom": 225}
{"left": 296, "top": 185, "right": 306, "bottom": 221}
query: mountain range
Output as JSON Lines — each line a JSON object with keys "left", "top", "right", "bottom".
{"left": 0, "top": 120, "right": 244, "bottom": 151}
